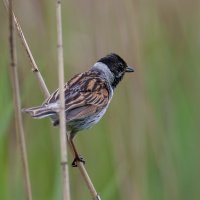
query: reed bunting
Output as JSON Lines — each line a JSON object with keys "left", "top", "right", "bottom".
{"left": 23, "top": 53, "right": 134, "bottom": 167}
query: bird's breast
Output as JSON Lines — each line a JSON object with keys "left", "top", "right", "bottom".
{"left": 66, "top": 105, "right": 109, "bottom": 133}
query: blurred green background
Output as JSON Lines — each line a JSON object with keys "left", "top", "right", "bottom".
{"left": 1, "top": 0, "right": 200, "bottom": 199}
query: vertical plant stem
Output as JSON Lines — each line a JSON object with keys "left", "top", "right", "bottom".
{"left": 3, "top": 0, "right": 50, "bottom": 98}
{"left": 55, "top": 0, "right": 71, "bottom": 200}
{"left": 55, "top": 1, "right": 100, "bottom": 199}
{"left": 8, "top": 0, "right": 32, "bottom": 200}
{"left": 4, "top": 1, "right": 100, "bottom": 199}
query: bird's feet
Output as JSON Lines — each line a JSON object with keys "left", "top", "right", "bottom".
{"left": 72, "top": 155, "right": 85, "bottom": 167}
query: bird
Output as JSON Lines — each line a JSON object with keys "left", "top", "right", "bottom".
{"left": 22, "top": 53, "right": 134, "bottom": 167}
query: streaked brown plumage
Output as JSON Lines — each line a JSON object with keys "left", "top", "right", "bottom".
{"left": 22, "top": 53, "right": 134, "bottom": 166}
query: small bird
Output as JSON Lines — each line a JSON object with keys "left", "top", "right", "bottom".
{"left": 23, "top": 53, "right": 134, "bottom": 167}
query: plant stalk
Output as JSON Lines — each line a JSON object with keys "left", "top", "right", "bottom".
{"left": 5, "top": 1, "right": 101, "bottom": 199}
{"left": 55, "top": 0, "right": 71, "bottom": 199}
{"left": 8, "top": 0, "right": 32, "bottom": 199}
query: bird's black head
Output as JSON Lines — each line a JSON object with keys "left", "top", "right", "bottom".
{"left": 98, "top": 53, "right": 134, "bottom": 88}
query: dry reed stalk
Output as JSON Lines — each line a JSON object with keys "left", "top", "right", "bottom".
{"left": 3, "top": 0, "right": 50, "bottom": 98}
{"left": 55, "top": 1, "right": 100, "bottom": 199}
{"left": 67, "top": 137, "right": 101, "bottom": 200}
{"left": 4, "top": 1, "right": 101, "bottom": 199}
{"left": 55, "top": 0, "right": 71, "bottom": 199}
{"left": 8, "top": 0, "right": 32, "bottom": 199}
{"left": 76, "top": 161, "right": 101, "bottom": 200}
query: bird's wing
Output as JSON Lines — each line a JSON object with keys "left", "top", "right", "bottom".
{"left": 44, "top": 71, "right": 110, "bottom": 121}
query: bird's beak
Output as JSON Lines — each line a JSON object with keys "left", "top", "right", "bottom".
{"left": 126, "top": 66, "right": 134, "bottom": 73}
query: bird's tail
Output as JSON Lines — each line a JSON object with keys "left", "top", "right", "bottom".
{"left": 22, "top": 105, "right": 56, "bottom": 119}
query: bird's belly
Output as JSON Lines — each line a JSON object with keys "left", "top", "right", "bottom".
{"left": 67, "top": 107, "right": 107, "bottom": 133}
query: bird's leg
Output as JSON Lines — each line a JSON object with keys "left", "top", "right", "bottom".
{"left": 68, "top": 136, "right": 85, "bottom": 167}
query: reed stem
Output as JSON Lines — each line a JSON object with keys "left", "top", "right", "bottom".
{"left": 4, "top": 1, "right": 101, "bottom": 199}
{"left": 8, "top": 0, "right": 32, "bottom": 199}
{"left": 55, "top": 0, "right": 71, "bottom": 199}
{"left": 3, "top": 0, "right": 50, "bottom": 98}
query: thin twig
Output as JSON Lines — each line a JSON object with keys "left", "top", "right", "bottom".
{"left": 55, "top": 0, "right": 71, "bottom": 199}
{"left": 8, "top": 0, "right": 32, "bottom": 199}
{"left": 3, "top": 0, "right": 50, "bottom": 98}
{"left": 4, "top": 1, "right": 100, "bottom": 199}
{"left": 68, "top": 141, "right": 101, "bottom": 200}
{"left": 77, "top": 163, "right": 101, "bottom": 200}
{"left": 77, "top": 164, "right": 101, "bottom": 200}
{"left": 55, "top": 0, "right": 100, "bottom": 199}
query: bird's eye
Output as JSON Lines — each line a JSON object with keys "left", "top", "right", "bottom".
{"left": 118, "top": 63, "right": 125, "bottom": 72}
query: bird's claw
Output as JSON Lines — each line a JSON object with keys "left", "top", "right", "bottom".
{"left": 72, "top": 155, "right": 85, "bottom": 167}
